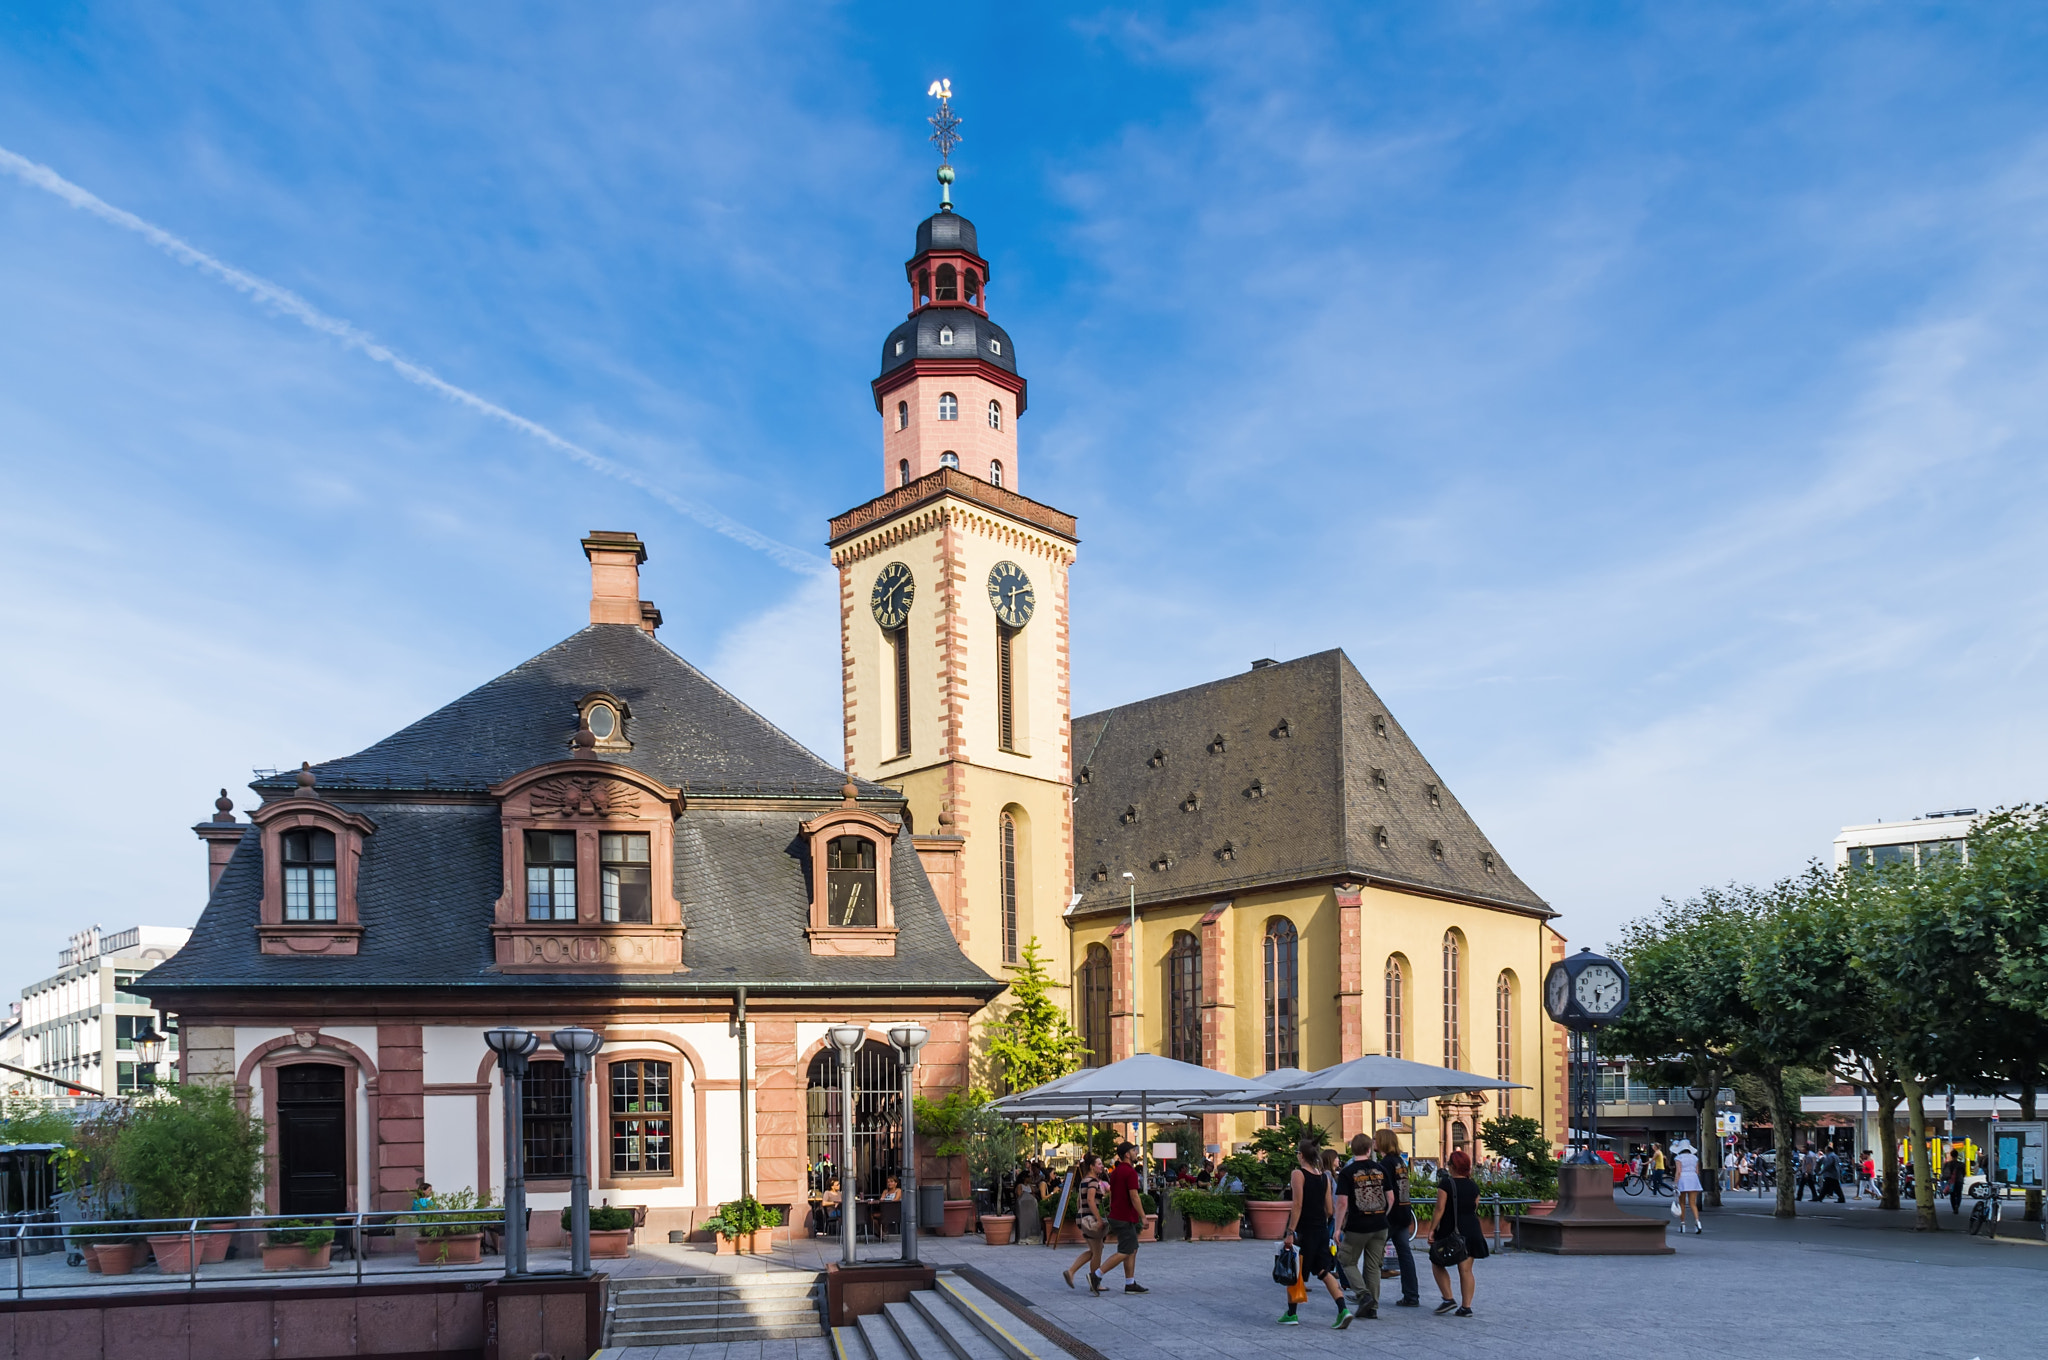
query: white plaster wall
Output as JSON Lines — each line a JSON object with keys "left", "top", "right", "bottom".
{"left": 424, "top": 1093, "right": 480, "bottom": 1194}
{"left": 674, "top": 1022, "right": 741, "bottom": 1081}
{"left": 422, "top": 1026, "right": 489, "bottom": 1086}
{"left": 701, "top": 1087, "right": 742, "bottom": 1205}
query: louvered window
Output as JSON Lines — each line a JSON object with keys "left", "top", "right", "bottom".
{"left": 894, "top": 627, "right": 912, "bottom": 757}
{"left": 1000, "top": 813, "right": 1020, "bottom": 964}
{"left": 997, "top": 624, "right": 1017, "bottom": 752}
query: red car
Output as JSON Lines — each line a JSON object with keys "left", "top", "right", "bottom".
{"left": 1591, "top": 1150, "right": 1627, "bottom": 1184}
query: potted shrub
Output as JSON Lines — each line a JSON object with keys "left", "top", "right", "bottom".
{"left": 91, "top": 1224, "right": 142, "bottom": 1275}
{"left": 1223, "top": 1116, "right": 1330, "bottom": 1239}
{"left": 413, "top": 1187, "right": 498, "bottom": 1264}
{"left": 1171, "top": 1188, "right": 1246, "bottom": 1241}
{"left": 1478, "top": 1115, "right": 1560, "bottom": 1215}
{"left": 706, "top": 1196, "right": 781, "bottom": 1254}
{"left": 113, "top": 1085, "right": 264, "bottom": 1273}
{"left": 262, "top": 1220, "right": 335, "bottom": 1271}
{"left": 1139, "top": 1191, "right": 1160, "bottom": 1242}
{"left": 912, "top": 1089, "right": 984, "bottom": 1237}
{"left": 558, "top": 1205, "right": 635, "bottom": 1259}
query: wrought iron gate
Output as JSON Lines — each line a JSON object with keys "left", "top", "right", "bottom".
{"left": 805, "top": 1041, "right": 904, "bottom": 1197}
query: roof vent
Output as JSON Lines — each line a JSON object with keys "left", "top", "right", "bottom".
{"left": 1374, "top": 824, "right": 1390, "bottom": 848}
{"left": 1077, "top": 765, "right": 1091, "bottom": 785}
{"left": 1427, "top": 784, "right": 1441, "bottom": 808}
{"left": 1373, "top": 714, "right": 1388, "bottom": 739}
{"left": 1429, "top": 839, "right": 1445, "bottom": 862}
{"left": 1207, "top": 733, "right": 1227, "bottom": 755}
{"left": 1216, "top": 840, "right": 1237, "bottom": 863}
{"left": 1250, "top": 658, "right": 1278, "bottom": 670}
{"left": 1482, "top": 851, "right": 1497, "bottom": 874}
{"left": 1151, "top": 853, "right": 1173, "bottom": 872}
{"left": 1093, "top": 863, "right": 1110, "bottom": 882}
{"left": 1370, "top": 768, "right": 1387, "bottom": 790}
{"left": 1245, "top": 778, "right": 1267, "bottom": 800}
{"left": 1271, "top": 718, "right": 1292, "bottom": 739}
{"left": 1149, "top": 748, "right": 1168, "bottom": 768}
{"left": 1121, "top": 804, "right": 1141, "bottom": 825}
{"left": 1181, "top": 792, "right": 1201, "bottom": 813}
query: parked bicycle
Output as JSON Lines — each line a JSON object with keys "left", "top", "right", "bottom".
{"left": 1621, "top": 1170, "right": 1675, "bottom": 1197}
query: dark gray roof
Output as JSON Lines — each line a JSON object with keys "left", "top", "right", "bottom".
{"left": 249, "top": 624, "right": 878, "bottom": 800}
{"left": 914, "top": 211, "right": 979, "bottom": 258}
{"left": 879, "top": 307, "right": 1017, "bottom": 381}
{"left": 1069, "top": 650, "right": 1549, "bottom": 918}
{"left": 145, "top": 622, "right": 1000, "bottom": 999}
{"left": 144, "top": 805, "right": 995, "bottom": 997}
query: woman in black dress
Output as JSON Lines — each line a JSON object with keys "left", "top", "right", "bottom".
{"left": 1428, "top": 1148, "right": 1488, "bottom": 1317}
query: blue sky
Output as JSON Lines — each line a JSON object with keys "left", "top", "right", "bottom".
{"left": 4, "top": 3, "right": 2047, "bottom": 992}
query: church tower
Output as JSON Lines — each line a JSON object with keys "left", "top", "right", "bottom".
{"left": 829, "top": 92, "right": 1077, "bottom": 1025}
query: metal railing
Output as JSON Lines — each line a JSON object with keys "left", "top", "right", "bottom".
{"left": 1477, "top": 1193, "right": 1543, "bottom": 1254}
{"left": 3, "top": 1209, "right": 510, "bottom": 1298}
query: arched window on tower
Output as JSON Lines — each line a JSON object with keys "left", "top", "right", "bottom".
{"left": 1495, "top": 971, "right": 1515, "bottom": 1117}
{"left": 918, "top": 268, "right": 930, "bottom": 307}
{"left": 966, "top": 270, "right": 981, "bottom": 305}
{"left": 935, "top": 264, "right": 958, "bottom": 301}
{"left": 896, "top": 400, "right": 908, "bottom": 431}
{"left": 939, "top": 451, "right": 959, "bottom": 470}
{"left": 1077, "top": 943, "right": 1112, "bottom": 1066}
{"left": 938, "top": 393, "right": 958, "bottom": 421}
{"left": 1263, "top": 918, "right": 1299, "bottom": 1074}
{"left": 1442, "top": 930, "right": 1464, "bottom": 1070}
{"left": 987, "top": 399, "right": 1002, "bottom": 430}
{"left": 1384, "top": 955, "right": 1406, "bottom": 1059}
{"left": 898, "top": 458, "right": 910, "bottom": 488}
{"left": 988, "top": 460, "right": 1003, "bottom": 488}
{"left": 1166, "top": 931, "right": 1203, "bottom": 1064}
{"left": 999, "top": 813, "right": 1019, "bottom": 964}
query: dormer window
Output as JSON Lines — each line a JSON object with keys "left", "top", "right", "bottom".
{"left": 601, "top": 833, "right": 652, "bottom": 924}
{"left": 938, "top": 392, "right": 959, "bottom": 420}
{"left": 827, "top": 836, "right": 878, "bottom": 927}
{"left": 895, "top": 339, "right": 905, "bottom": 356}
{"left": 989, "top": 338, "right": 1001, "bottom": 355}
{"left": 525, "top": 831, "right": 578, "bottom": 922}
{"left": 586, "top": 703, "right": 619, "bottom": 742}
{"left": 577, "top": 692, "right": 632, "bottom": 752}
{"left": 938, "top": 325, "right": 955, "bottom": 345}
{"left": 801, "top": 802, "right": 900, "bottom": 956}
{"left": 281, "top": 829, "right": 337, "bottom": 922}
{"left": 940, "top": 451, "right": 959, "bottom": 470}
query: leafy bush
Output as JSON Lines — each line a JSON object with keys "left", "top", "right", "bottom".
{"left": 0, "top": 1101, "right": 78, "bottom": 1149}
{"left": 267, "top": 1219, "right": 335, "bottom": 1249}
{"left": 414, "top": 1186, "right": 500, "bottom": 1237}
{"left": 1478, "top": 1115, "right": 1559, "bottom": 1198}
{"left": 113, "top": 1084, "right": 264, "bottom": 1220}
{"left": 911, "top": 1088, "right": 984, "bottom": 1197}
{"left": 1409, "top": 1171, "right": 1441, "bottom": 1220}
{"left": 706, "top": 1196, "right": 780, "bottom": 1238}
{"left": 1218, "top": 1115, "right": 1330, "bottom": 1200}
{"left": 1169, "top": 1188, "right": 1246, "bottom": 1225}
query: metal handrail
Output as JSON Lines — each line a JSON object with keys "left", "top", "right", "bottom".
{"left": 1477, "top": 1193, "right": 1544, "bottom": 1254}
{"left": 5, "top": 1209, "right": 510, "bottom": 1298}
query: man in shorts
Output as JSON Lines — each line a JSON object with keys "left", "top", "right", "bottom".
{"left": 1094, "top": 1142, "right": 1149, "bottom": 1294}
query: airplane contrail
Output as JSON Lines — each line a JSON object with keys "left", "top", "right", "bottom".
{"left": 0, "top": 143, "right": 826, "bottom": 576}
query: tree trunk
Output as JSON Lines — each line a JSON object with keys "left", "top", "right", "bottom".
{"left": 2024, "top": 1085, "right": 2041, "bottom": 1223}
{"left": 1900, "top": 1075, "right": 1938, "bottom": 1231}
{"left": 1703, "top": 1065, "right": 1723, "bottom": 1209}
{"left": 1877, "top": 1087, "right": 1902, "bottom": 1211}
{"left": 1760, "top": 1071, "right": 1797, "bottom": 1219}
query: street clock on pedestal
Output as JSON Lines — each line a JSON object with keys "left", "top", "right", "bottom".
{"left": 1543, "top": 947, "right": 1630, "bottom": 1031}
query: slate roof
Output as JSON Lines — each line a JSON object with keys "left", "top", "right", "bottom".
{"left": 144, "top": 625, "right": 999, "bottom": 999}
{"left": 1068, "top": 650, "right": 1549, "bottom": 919}
{"left": 914, "top": 210, "right": 980, "bottom": 258}
{"left": 879, "top": 306, "right": 1017, "bottom": 382}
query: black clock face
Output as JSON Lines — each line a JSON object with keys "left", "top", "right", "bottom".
{"left": 871, "top": 562, "right": 915, "bottom": 630}
{"left": 1545, "top": 964, "right": 1570, "bottom": 1022}
{"left": 987, "top": 561, "right": 1034, "bottom": 629}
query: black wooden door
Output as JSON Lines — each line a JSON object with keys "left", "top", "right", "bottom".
{"left": 277, "top": 1063, "right": 348, "bottom": 1214}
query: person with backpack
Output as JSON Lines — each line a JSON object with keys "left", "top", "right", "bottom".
{"left": 1334, "top": 1134, "right": 1389, "bottom": 1320}
{"left": 1374, "top": 1129, "right": 1421, "bottom": 1308}
{"left": 1279, "top": 1136, "right": 1352, "bottom": 1329}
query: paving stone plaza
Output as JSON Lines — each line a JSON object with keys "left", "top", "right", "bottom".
{"left": 597, "top": 1194, "right": 2048, "bottom": 1360}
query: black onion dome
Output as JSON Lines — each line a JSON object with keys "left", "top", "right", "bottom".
{"left": 879, "top": 306, "right": 1017, "bottom": 379}
{"left": 915, "top": 210, "right": 979, "bottom": 258}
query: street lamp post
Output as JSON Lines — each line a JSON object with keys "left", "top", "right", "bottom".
{"left": 1686, "top": 1083, "right": 1718, "bottom": 1207}
{"left": 484, "top": 1027, "right": 541, "bottom": 1276}
{"left": 551, "top": 1027, "right": 605, "bottom": 1276}
{"left": 888, "top": 1023, "right": 929, "bottom": 1265}
{"left": 828, "top": 1024, "right": 867, "bottom": 1268}
{"left": 134, "top": 1027, "right": 166, "bottom": 1092}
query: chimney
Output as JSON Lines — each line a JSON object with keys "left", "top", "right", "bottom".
{"left": 582, "top": 531, "right": 659, "bottom": 634}
{"left": 193, "top": 788, "right": 245, "bottom": 892}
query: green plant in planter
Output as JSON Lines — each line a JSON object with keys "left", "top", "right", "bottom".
{"left": 112, "top": 1084, "right": 264, "bottom": 1220}
{"left": 557, "top": 1205, "right": 636, "bottom": 1232}
{"left": 267, "top": 1219, "right": 336, "bottom": 1250}
{"left": 1219, "top": 1115, "right": 1331, "bottom": 1200}
{"left": 708, "top": 1196, "right": 780, "bottom": 1238}
{"left": 1478, "top": 1115, "right": 1559, "bottom": 1198}
{"left": 912, "top": 1087, "right": 986, "bottom": 1199}
{"left": 962, "top": 1100, "right": 1020, "bottom": 1212}
{"left": 1169, "top": 1188, "right": 1246, "bottom": 1225}
{"left": 414, "top": 1187, "right": 501, "bottom": 1237}
{"left": 1408, "top": 1170, "right": 1442, "bottom": 1221}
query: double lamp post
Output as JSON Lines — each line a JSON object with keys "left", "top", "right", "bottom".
{"left": 485, "top": 1024, "right": 604, "bottom": 1277}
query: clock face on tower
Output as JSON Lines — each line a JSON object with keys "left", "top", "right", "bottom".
{"left": 1574, "top": 964, "right": 1624, "bottom": 1017}
{"left": 987, "top": 561, "right": 1034, "bottom": 628}
{"left": 1545, "top": 965, "right": 1569, "bottom": 1021}
{"left": 870, "top": 562, "right": 915, "bottom": 630}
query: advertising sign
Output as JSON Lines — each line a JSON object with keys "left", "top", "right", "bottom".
{"left": 1993, "top": 1122, "right": 2045, "bottom": 1191}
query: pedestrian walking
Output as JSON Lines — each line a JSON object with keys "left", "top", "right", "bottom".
{"left": 1943, "top": 1149, "right": 1964, "bottom": 1217}
{"left": 1093, "top": 1143, "right": 1149, "bottom": 1295}
{"left": 1817, "top": 1148, "right": 1845, "bottom": 1203}
{"left": 1672, "top": 1139, "right": 1705, "bottom": 1234}
{"left": 1650, "top": 1143, "right": 1667, "bottom": 1196}
{"left": 1428, "top": 1149, "right": 1488, "bottom": 1318}
{"left": 1062, "top": 1154, "right": 1107, "bottom": 1290}
{"left": 1794, "top": 1148, "right": 1817, "bottom": 1201}
{"left": 1279, "top": 1136, "right": 1352, "bottom": 1329}
{"left": 1374, "top": 1129, "right": 1421, "bottom": 1308}
{"left": 1333, "top": 1134, "right": 1390, "bottom": 1320}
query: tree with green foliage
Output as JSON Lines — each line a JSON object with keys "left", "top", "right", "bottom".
{"left": 985, "top": 936, "right": 1087, "bottom": 1092}
{"left": 1477, "top": 1115, "right": 1557, "bottom": 1198}
{"left": 911, "top": 1087, "right": 986, "bottom": 1200}
{"left": 113, "top": 1084, "right": 266, "bottom": 1220}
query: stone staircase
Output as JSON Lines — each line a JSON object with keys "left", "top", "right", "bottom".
{"left": 830, "top": 1272, "right": 1052, "bottom": 1360}
{"left": 603, "top": 1269, "right": 826, "bottom": 1347}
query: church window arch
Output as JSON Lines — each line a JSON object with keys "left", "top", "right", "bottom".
{"left": 965, "top": 270, "right": 981, "bottom": 305}
{"left": 987, "top": 399, "right": 1002, "bottom": 430}
{"left": 896, "top": 400, "right": 908, "bottom": 431}
{"left": 936, "top": 263, "right": 958, "bottom": 301}
{"left": 1078, "top": 944, "right": 1112, "bottom": 1066}
{"left": 1442, "top": 929, "right": 1465, "bottom": 1070}
{"left": 1495, "top": 970, "right": 1516, "bottom": 1117}
{"left": 1166, "top": 931, "right": 1202, "bottom": 1064}
{"left": 1000, "top": 812, "right": 1020, "bottom": 964}
{"left": 1384, "top": 954, "right": 1407, "bottom": 1059}
{"left": 1263, "top": 918, "right": 1299, "bottom": 1074}
{"left": 939, "top": 451, "right": 959, "bottom": 470}
{"left": 988, "top": 460, "right": 1004, "bottom": 488}
{"left": 898, "top": 458, "right": 910, "bottom": 488}
{"left": 938, "top": 392, "right": 958, "bottom": 421}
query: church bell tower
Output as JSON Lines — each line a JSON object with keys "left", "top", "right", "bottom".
{"left": 829, "top": 86, "right": 1077, "bottom": 1008}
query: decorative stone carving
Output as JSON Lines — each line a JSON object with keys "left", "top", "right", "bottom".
{"left": 529, "top": 777, "right": 641, "bottom": 819}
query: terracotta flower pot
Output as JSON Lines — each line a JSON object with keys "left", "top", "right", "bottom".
{"left": 261, "top": 1242, "right": 332, "bottom": 1271}
{"left": 940, "top": 1200, "right": 975, "bottom": 1237}
{"left": 1244, "top": 1200, "right": 1292, "bottom": 1240}
{"left": 589, "top": 1228, "right": 631, "bottom": 1259}
{"left": 93, "top": 1242, "right": 140, "bottom": 1276}
{"left": 148, "top": 1235, "right": 201, "bottom": 1273}
{"left": 82, "top": 1244, "right": 101, "bottom": 1274}
{"left": 715, "top": 1233, "right": 743, "bottom": 1255}
{"left": 748, "top": 1229, "right": 774, "bottom": 1254}
{"left": 414, "top": 1233, "right": 482, "bottom": 1265}
{"left": 981, "top": 1214, "right": 1015, "bottom": 1246}
{"left": 203, "top": 1223, "right": 237, "bottom": 1263}
{"left": 1143, "top": 1213, "right": 1159, "bottom": 1242}
{"left": 1526, "top": 1200, "right": 1557, "bottom": 1217}
{"left": 1058, "top": 1220, "right": 1084, "bottom": 1245}
{"left": 1189, "top": 1216, "right": 1243, "bottom": 1241}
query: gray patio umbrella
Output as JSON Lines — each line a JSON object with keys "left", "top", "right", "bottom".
{"left": 1173, "top": 1067, "right": 1315, "bottom": 1115}
{"left": 1277, "top": 1055, "right": 1525, "bottom": 1106}
{"left": 999, "top": 1056, "right": 1267, "bottom": 1186}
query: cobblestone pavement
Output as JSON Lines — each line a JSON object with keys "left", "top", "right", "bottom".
{"left": 612, "top": 1193, "right": 2048, "bottom": 1360}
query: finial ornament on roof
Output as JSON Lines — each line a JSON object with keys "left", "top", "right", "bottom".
{"left": 213, "top": 788, "right": 235, "bottom": 823}
{"left": 296, "top": 761, "right": 318, "bottom": 797}
{"left": 927, "top": 78, "right": 961, "bottom": 210}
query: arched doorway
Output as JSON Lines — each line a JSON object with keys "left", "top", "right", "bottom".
{"left": 805, "top": 1041, "right": 904, "bottom": 1199}
{"left": 277, "top": 1063, "right": 347, "bottom": 1214}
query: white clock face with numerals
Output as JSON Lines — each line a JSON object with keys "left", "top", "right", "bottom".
{"left": 1574, "top": 964, "right": 1624, "bottom": 1016}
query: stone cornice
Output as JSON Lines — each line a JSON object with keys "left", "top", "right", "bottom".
{"left": 829, "top": 469, "right": 1077, "bottom": 553}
